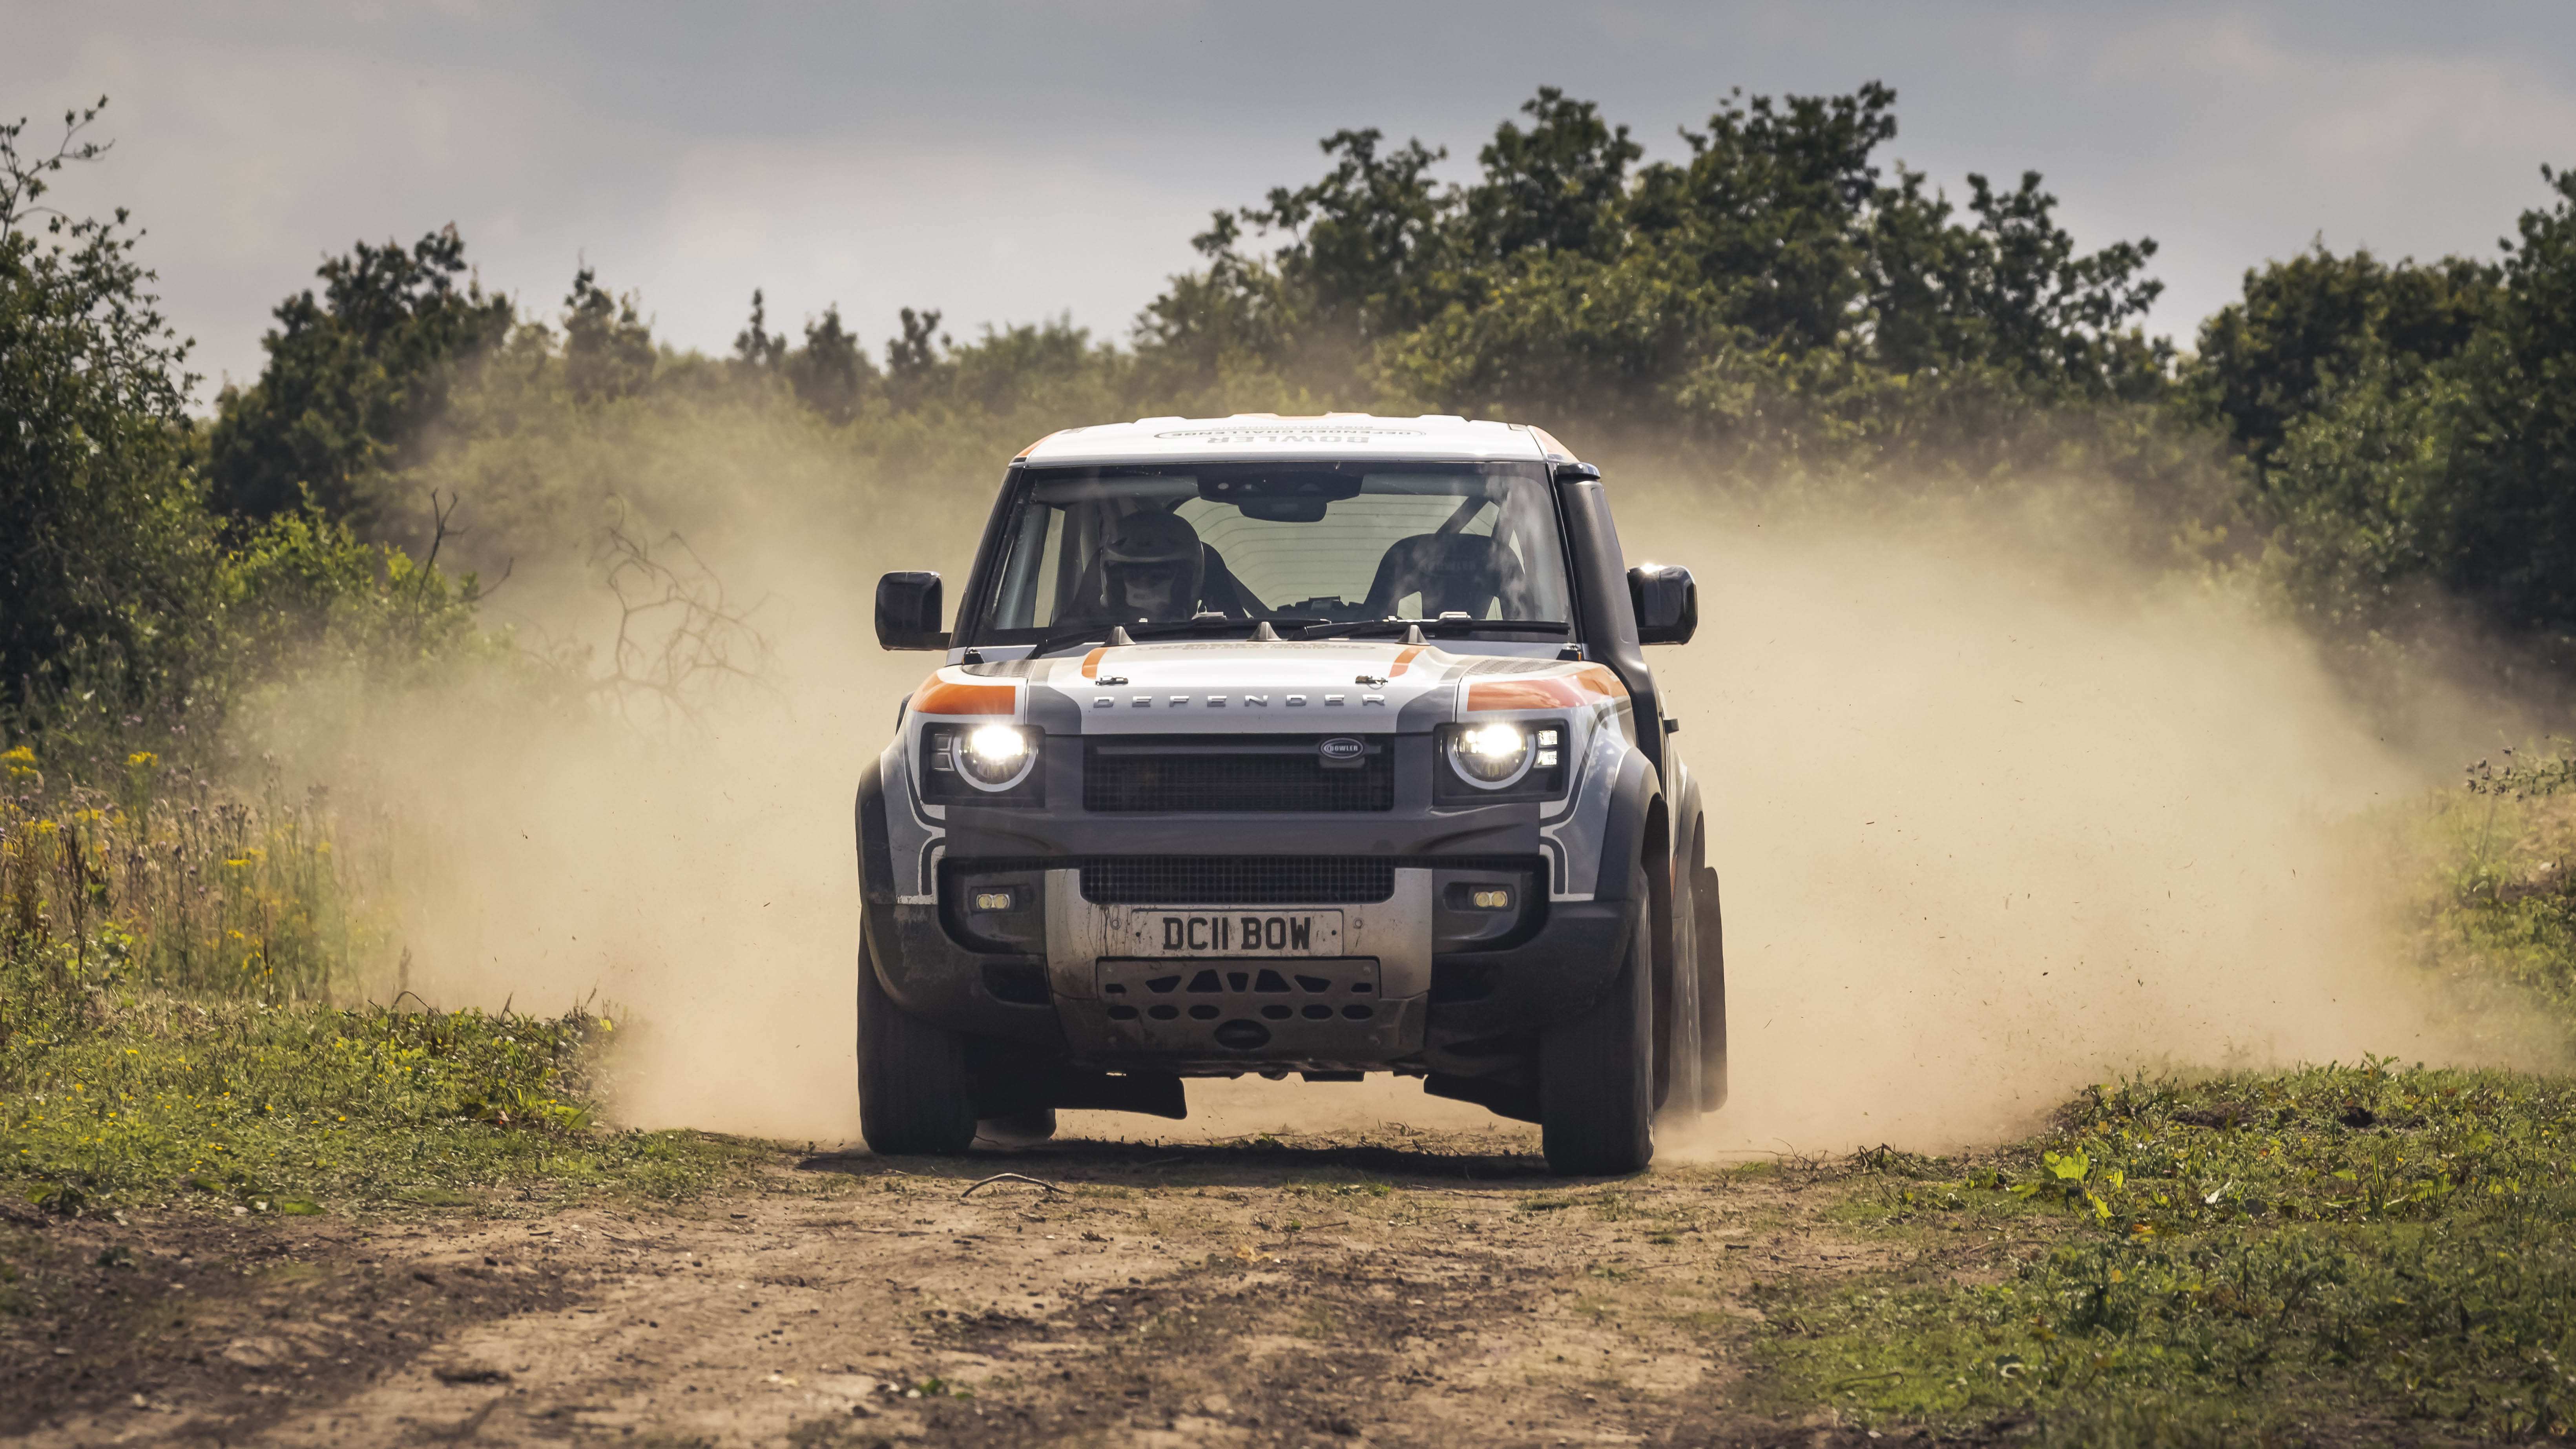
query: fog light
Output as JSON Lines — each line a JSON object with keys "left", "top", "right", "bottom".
{"left": 1471, "top": 888, "right": 1512, "bottom": 910}
{"left": 972, "top": 890, "right": 1014, "bottom": 912}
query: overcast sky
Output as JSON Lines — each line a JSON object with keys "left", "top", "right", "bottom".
{"left": 11, "top": 1, "right": 2576, "bottom": 401}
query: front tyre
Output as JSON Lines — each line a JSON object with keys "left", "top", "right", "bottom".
{"left": 857, "top": 935, "right": 978, "bottom": 1155}
{"left": 1540, "top": 888, "right": 1656, "bottom": 1175}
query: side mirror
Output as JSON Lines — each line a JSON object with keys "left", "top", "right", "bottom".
{"left": 875, "top": 571, "right": 949, "bottom": 651}
{"left": 1628, "top": 564, "right": 1697, "bottom": 646}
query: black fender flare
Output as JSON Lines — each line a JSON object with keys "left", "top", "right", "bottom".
{"left": 854, "top": 759, "right": 1059, "bottom": 1046}
{"left": 855, "top": 756, "right": 900, "bottom": 983}
{"left": 1591, "top": 746, "right": 1661, "bottom": 905}
{"left": 1592, "top": 748, "right": 1666, "bottom": 1047}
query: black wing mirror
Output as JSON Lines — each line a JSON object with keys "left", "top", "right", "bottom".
{"left": 875, "top": 571, "right": 949, "bottom": 651}
{"left": 1627, "top": 564, "right": 1697, "bottom": 646}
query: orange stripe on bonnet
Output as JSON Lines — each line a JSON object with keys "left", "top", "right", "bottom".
{"left": 914, "top": 678, "right": 1017, "bottom": 717}
{"left": 1463, "top": 665, "right": 1627, "bottom": 712}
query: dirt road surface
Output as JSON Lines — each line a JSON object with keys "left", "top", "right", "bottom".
{"left": 2, "top": 1114, "right": 1922, "bottom": 1448}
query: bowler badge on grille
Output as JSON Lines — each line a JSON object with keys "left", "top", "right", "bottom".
{"left": 1318, "top": 736, "right": 1366, "bottom": 766}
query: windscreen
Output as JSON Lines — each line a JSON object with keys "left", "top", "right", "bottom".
{"left": 968, "top": 462, "right": 1573, "bottom": 648}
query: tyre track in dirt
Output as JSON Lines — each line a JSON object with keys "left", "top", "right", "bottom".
{"left": 4, "top": 1126, "right": 1914, "bottom": 1447}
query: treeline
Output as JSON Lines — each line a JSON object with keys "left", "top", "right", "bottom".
{"left": 7, "top": 87, "right": 2576, "bottom": 772}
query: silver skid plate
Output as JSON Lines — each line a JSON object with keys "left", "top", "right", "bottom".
{"left": 1093, "top": 956, "right": 1396, "bottom": 1056}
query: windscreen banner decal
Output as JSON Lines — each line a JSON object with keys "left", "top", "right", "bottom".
{"left": 1152, "top": 424, "right": 1426, "bottom": 445}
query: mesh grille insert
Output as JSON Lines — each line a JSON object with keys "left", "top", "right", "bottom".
{"left": 1079, "top": 856, "right": 1396, "bottom": 905}
{"left": 1084, "top": 736, "right": 1393, "bottom": 813}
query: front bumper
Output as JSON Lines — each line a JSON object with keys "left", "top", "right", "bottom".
{"left": 855, "top": 749, "right": 1647, "bottom": 1077}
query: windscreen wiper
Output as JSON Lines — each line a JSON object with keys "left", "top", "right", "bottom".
{"left": 1021, "top": 616, "right": 1330, "bottom": 658}
{"left": 1298, "top": 618, "right": 1570, "bottom": 640}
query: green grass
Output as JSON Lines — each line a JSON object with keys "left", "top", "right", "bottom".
{"left": 2, "top": 763, "right": 759, "bottom": 1220}
{"left": 1761, "top": 1062, "right": 2576, "bottom": 1442}
{"left": 1744, "top": 750, "right": 2576, "bottom": 1442}
{"left": 2400, "top": 745, "right": 2576, "bottom": 1032}
{"left": 0, "top": 980, "right": 758, "bottom": 1217}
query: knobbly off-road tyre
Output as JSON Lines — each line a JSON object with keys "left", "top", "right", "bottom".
{"left": 975, "top": 1108, "right": 1058, "bottom": 1147}
{"left": 1695, "top": 859, "right": 1729, "bottom": 1113}
{"left": 1540, "top": 886, "right": 1656, "bottom": 1176}
{"left": 857, "top": 937, "right": 978, "bottom": 1155}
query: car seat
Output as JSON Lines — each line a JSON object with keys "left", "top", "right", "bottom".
{"left": 1363, "top": 533, "right": 1527, "bottom": 620}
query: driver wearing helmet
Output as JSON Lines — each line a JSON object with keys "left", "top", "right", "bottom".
{"left": 1097, "top": 510, "right": 1209, "bottom": 623}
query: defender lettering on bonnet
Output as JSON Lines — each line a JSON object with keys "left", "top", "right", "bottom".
{"left": 857, "top": 411, "right": 1718, "bottom": 1178}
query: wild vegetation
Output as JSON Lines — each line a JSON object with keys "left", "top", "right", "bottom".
{"left": 16, "top": 85, "right": 2576, "bottom": 762}
{"left": 1767, "top": 1059, "right": 2576, "bottom": 1442}
{"left": 1748, "top": 752, "right": 2576, "bottom": 1442}
{"left": 5, "top": 80, "right": 2576, "bottom": 1437}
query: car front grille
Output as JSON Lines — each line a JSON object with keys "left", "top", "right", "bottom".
{"left": 1084, "top": 735, "right": 1393, "bottom": 813}
{"left": 1078, "top": 856, "right": 1397, "bottom": 905}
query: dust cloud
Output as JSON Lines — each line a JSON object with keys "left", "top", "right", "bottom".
{"left": 1653, "top": 488, "right": 2559, "bottom": 1155}
{"left": 285, "top": 451, "right": 2555, "bottom": 1156}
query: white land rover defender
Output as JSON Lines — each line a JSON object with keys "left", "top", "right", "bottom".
{"left": 855, "top": 415, "right": 1722, "bottom": 1175}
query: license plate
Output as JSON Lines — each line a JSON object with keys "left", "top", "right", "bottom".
{"left": 1126, "top": 909, "right": 1343, "bottom": 957}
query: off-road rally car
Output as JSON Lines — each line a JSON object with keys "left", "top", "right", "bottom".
{"left": 855, "top": 415, "right": 1721, "bottom": 1175}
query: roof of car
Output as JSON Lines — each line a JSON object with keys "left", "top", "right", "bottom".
{"left": 1013, "top": 413, "right": 1582, "bottom": 467}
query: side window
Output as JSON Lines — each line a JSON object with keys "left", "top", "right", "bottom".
{"left": 989, "top": 500, "right": 1067, "bottom": 629}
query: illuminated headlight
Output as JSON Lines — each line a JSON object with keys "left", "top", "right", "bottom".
{"left": 929, "top": 723, "right": 1039, "bottom": 792}
{"left": 959, "top": 724, "right": 1034, "bottom": 788}
{"left": 1447, "top": 722, "right": 1534, "bottom": 788}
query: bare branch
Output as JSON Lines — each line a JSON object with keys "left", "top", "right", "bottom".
{"left": 580, "top": 527, "right": 775, "bottom": 732}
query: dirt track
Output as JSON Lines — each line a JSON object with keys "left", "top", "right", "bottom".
{"left": 2, "top": 1121, "right": 1924, "bottom": 1448}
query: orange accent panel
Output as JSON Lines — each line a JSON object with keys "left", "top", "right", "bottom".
{"left": 1466, "top": 677, "right": 1585, "bottom": 711}
{"left": 1080, "top": 648, "right": 1107, "bottom": 680}
{"left": 1014, "top": 429, "right": 1064, "bottom": 460}
{"left": 1464, "top": 666, "right": 1629, "bottom": 713}
{"left": 1388, "top": 645, "right": 1427, "bottom": 677}
{"left": 1575, "top": 664, "right": 1628, "bottom": 699}
{"left": 914, "top": 679, "right": 1016, "bottom": 717}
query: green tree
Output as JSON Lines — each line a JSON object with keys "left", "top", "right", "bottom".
{"left": 0, "top": 100, "right": 218, "bottom": 733}
{"left": 1634, "top": 84, "right": 1897, "bottom": 353}
{"left": 1463, "top": 87, "right": 1642, "bottom": 265}
{"left": 561, "top": 265, "right": 655, "bottom": 402}
{"left": 208, "top": 226, "right": 510, "bottom": 524}
{"left": 2189, "top": 246, "right": 2498, "bottom": 471}
{"left": 731, "top": 288, "right": 787, "bottom": 370}
{"left": 1242, "top": 128, "right": 1455, "bottom": 339}
{"left": 784, "top": 303, "right": 874, "bottom": 425}
{"left": 2441, "top": 166, "right": 2576, "bottom": 641}
{"left": 1156, "top": 83, "right": 2167, "bottom": 433}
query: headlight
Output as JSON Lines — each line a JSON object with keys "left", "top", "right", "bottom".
{"left": 1447, "top": 722, "right": 1534, "bottom": 788}
{"left": 927, "top": 723, "right": 1040, "bottom": 794}
{"left": 958, "top": 724, "right": 1035, "bottom": 789}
